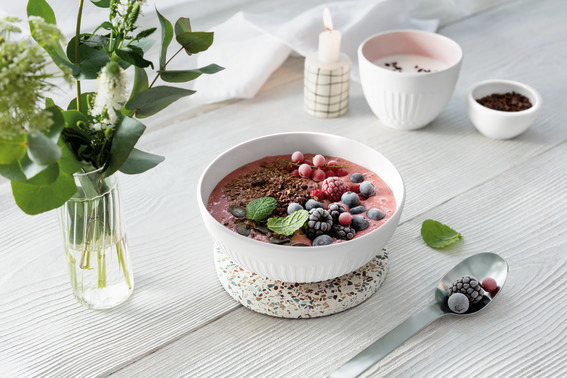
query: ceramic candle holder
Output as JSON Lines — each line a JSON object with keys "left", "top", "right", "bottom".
{"left": 304, "top": 52, "right": 351, "bottom": 118}
{"left": 358, "top": 30, "right": 463, "bottom": 130}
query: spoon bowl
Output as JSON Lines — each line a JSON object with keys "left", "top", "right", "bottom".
{"left": 436, "top": 252, "right": 509, "bottom": 315}
{"left": 330, "top": 252, "right": 509, "bottom": 378}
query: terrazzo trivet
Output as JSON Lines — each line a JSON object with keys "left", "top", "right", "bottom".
{"left": 215, "top": 245, "right": 389, "bottom": 318}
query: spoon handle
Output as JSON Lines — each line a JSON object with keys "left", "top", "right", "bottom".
{"left": 329, "top": 304, "right": 446, "bottom": 378}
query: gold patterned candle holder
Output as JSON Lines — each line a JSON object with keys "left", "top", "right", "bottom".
{"left": 304, "top": 52, "right": 351, "bottom": 118}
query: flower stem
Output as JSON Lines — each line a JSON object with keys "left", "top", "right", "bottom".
{"left": 75, "top": 0, "right": 85, "bottom": 113}
{"left": 149, "top": 46, "right": 184, "bottom": 88}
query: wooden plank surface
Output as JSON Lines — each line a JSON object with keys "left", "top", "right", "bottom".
{"left": 1, "top": 0, "right": 566, "bottom": 376}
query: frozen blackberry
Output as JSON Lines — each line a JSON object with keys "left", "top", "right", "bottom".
{"left": 447, "top": 275, "right": 485, "bottom": 303}
{"left": 332, "top": 223, "right": 356, "bottom": 240}
{"left": 306, "top": 208, "right": 333, "bottom": 240}
{"left": 328, "top": 202, "right": 346, "bottom": 221}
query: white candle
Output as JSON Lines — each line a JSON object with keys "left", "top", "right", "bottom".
{"left": 318, "top": 8, "right": 341, "bottom": 64}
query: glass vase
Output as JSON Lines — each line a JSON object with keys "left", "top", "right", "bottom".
{"left": 57, "top": 169, "right": 134, "bottom": 309}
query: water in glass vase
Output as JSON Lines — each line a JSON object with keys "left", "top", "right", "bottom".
{"left": 66, "top": 236, "right": 133, "bottom": 309}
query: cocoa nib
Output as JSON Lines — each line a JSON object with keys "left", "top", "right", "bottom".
{"left": 222, "top": 162, "right": 316, "bottom": 217}
{"left": 476, "top": 91, "right": 532, "bottom": 112}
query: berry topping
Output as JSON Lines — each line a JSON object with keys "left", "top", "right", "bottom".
{"left": 350, "top": 173, "right": 364, "bottom": 183}
{"left": 350, "top": 183, "right": 360, "bottom": 193}
{"left": 298, "top": 163, "right": 313, "bottom": 178}
{"left": 312, "top": 168, "right": 326, "bottom": 181}
{"left": 306, "top": 208, "right": 333, "bottom": 239}
{"left": 351, "top": 215, "right": 369, "bottom": 231}
{"left": 447, "top": 276, "right": 485, "bottom": 303}
{"left": 349, "top": 205, "right": 366, "bottom": 214}
{"left": 341, "top": 191, "right": 360, "bottom": 208}
{"left": 367, "top": 208, "right": 386, "bottom": 221}
{"left": 360, "top": 181, "right": 376, "bottom": 197}
{"left": 338, "top": 212, "right": 352, "bottom": 226}
{"left": 310, "top": 189, "right": 325, "bottom": 201}
{"left": 313, "top": 154, "right": 326, "bottom": 167}
{"left": 291, "top": 169, "right": 300, "bottom": 178}
{"left": 328, "top": 202, "right": 346, "bottom": 221}
{"left": 287, "top": 203, "right": 303, "bottom": 215}
{"left": 327, "top": 160, "right": 339, "bottom": 167}
{"left": 305, "top": 199, "right": 323, "bottom": 211}
{"left": 321, "top": 177, "right": 349, "bottom": 202}
{"left": 312, "top": 234, "right": 334, "bottom": 246}
{"left": 291, "top": 151, "right": 304, "bottom": 164}
{"left": 481, "top": 277, "right": 498, "bottom": 293}
{"left": 332, "top": 223, "right": 356, "bottom": 240}
{"left": 448, "top": 293, "right": 469, "bottom": 314}
{"left": 337, "top": 168, "right": 348, "bottom": 177}
{"left": 325, "top": 169, "right": 337, "bottom": 178}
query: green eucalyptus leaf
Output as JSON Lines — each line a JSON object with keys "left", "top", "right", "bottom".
{"left": 20, "top": 153, "right": 49, "bottom": 180}
{"left": 26, "top": 162, "right": 59, "bottom": 185}
{"left": 159, "top": 63, "right": 224, "bottom": 83}
{"left": 27, "top": 130, "right": 62, "bottom": 166}
{"left": 0, "top": 161, "right": 27, "bottom": 182}
{"left": 156, "top": 8, "right": 173, "bottom": 70}
{"left": 44, "top": 106, "right": 65, "bottom": 142}
{"left": 134, "top": 27, "right": 157, "bottom": 41}
{"left": 130, "top": 66, "right": 149, "bottom": 99}
{"left": 11, "top": 169, "right": 77, "bottom": 215}
{"left": 45, "top": 98, "right": 55, "bottom": 108}
{"left": 91, "top": 0, "right": 110, "bottom": 8}
{"left": 62, "top": 110, "right": 89, "bottom": 128}
{"left": 174, "top": 17, "right": 191, "bottom": 35}
{"left": 67, "top": 93, "right": 94, "bottom": 115}
{"left": 116, "top": 45, "right": 153, "bottom": 69}
{"left": 27, "top": 0, "right": 78, "bottom": 75}
{"left": 176, "top": 31, "right": 214, "bottom": 55}
{"left": 58, "top": 140, "right": 83, "bottom": 175}
{"left": 66, "top": 36, "right": 110, "bottom": 79}
{"left": 125, "top": 86, "right": 195, "bottom": 117}
{"left": 0, "top": 134, "right": 27, "bottom": 165}
{"left": 119, "top": 148, "right": 165, "bottom": 174}
{"left": 105, "top": 117, "right": 146, "bottom": 176}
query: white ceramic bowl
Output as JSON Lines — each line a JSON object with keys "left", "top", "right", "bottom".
{"left": 197, "top": 132, "right": 405, "bottom": 283}
{"left": 467, "top": 79, "right": 542, "bottom": 139}
{"left": 358, "top": 30, "right": 463, "bottom": 130}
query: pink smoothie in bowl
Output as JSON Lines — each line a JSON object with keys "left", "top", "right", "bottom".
{"left": 206, "top": 152, "right": 397, "bottom": 247}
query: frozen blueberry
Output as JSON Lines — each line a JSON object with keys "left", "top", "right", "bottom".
{"left": 341, "top": 191, "right": 360, "bottom": 208}
{"left": 287, "top": 203, "right": 304, "bottom": 215}
{"left": 360, "top": 181, "right": 376, "bottom": 197}
{"left": 305, "top": 199, "right": 323, "bottom": 211}
{"left": 312, "top": 234, "right": 334, "bottom": 246}
{"left": 367, "top": 208, "right": 385, "bottom": 221}
{"left": 349, "top": 206, "right": 366, "bottom": 214}
{"left": 351, "top": 215, "right": 369, "bottom": 231}
{"left": 448, "top": 293, "right": 469, "bottom": 314}
{"left": 350, "top": 173, "right": 364, "bottom": 183}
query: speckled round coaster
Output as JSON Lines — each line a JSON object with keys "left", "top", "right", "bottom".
{"left": 215, "top": 246, "right": 389, "bottom": 318}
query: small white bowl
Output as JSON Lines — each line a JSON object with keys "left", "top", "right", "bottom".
{"left": 197, "top": 132, "right": 405, "bottom": 283}
{"left": 467, "top": 79, "right": 542, "bottom": 139}
{"left": 358, "top": 30, "right": 463, "bottom": 130}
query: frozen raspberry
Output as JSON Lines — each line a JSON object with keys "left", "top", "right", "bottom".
{"left": 313, "top": 154, "right": 326, "bottom": 167}
{"left": 481, "top": 277, "right": 498, "bottom": 293}
{"left": 339, "top": 212, "right": 352, "bottom": 226}
{"left": 337, "top": 168, "right": 348, "bottom": 177}
{"left": 291, "top": 151, "right": 304, "bottom": 164}
{"left": 321, "top": 177, "right": 349, "bottom": 202}
{"left": 299, "top": 164, "right": 312, "bottom": 178}
{"left": 312, "top": 168, "right": 326, "bottom": 181}
{"left": 310, "top": 189, "right": 326, "bottom": 201}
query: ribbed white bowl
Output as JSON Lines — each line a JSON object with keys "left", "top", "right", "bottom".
{"left": 197, "top": 132, "right": 405, "bottom": 283}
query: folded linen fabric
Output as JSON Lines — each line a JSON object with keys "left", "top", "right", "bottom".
{"left": 193, "top": 0, "right": 438, "bottom": 103}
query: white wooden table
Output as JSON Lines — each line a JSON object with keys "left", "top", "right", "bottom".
{"left": 2, "top": 0, "right": 567, "bottom": 376}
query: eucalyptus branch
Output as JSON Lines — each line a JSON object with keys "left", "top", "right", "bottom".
{"left": 148, "top": 46, "right": 184, "bottom": 88}
{"left": 75, "top": 0, "right": 85, "bottom": 113}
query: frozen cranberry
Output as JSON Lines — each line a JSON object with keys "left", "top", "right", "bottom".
{"left": 313, "top": 154, "right": 326, "bottom": 167}
{"left": 312, "top": 168, "right": 326, "bottom": 181}
{"left": 298, "top": 164, "right": 313, "bottom": 178}
{"left": 291, "top": 169, "right": 300, "bottom": 178}
{"left": 310, "top": 189, "right": 326, "bottom": 201}
{"left": 339, "top": 212, "right": 352, "bottom": 226}
{"left": 325, "top": 169, "right": 337, "bottom": 178}
{"left": 327, "top": 160, "right": 339, "bottom": 167}
{"left": 291, "top": 151, "right": 304, "bottom": 164}
{"left": 482, "top": 277, "right": 498, "bottom": 293}
{"left": 337, "top": 168, "right": 348, "bottom": 177}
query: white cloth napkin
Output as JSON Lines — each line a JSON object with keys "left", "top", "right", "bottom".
{"left": 193, "top": 0, "right": 438, "bottom": 103}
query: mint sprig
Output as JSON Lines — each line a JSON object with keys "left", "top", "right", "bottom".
{"left": 267, "top": 210, "right": 309, "bottom": 237}
{"left": 246, "top": 197, "right": 277, "bottom": 221}
{"left": 421, "top": 219, "right": 462, "bottom": 249}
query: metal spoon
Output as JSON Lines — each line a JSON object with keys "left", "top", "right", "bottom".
{"left": 329, "top": 252, "right": 509, "bottom": 378}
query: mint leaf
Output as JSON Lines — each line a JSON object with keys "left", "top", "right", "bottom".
{"left": 267, "top": 210, "right": 309, "bottom": 237}
{"left": 246, "top": 197, "right": 277, "bottom": 221}
{"left": 421, "top": 219, "right": 462, "bottom": 249}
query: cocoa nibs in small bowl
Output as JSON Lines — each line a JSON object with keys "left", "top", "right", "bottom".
{"left": 476, "top": 91, "right": 533, "bottom": 112}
